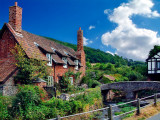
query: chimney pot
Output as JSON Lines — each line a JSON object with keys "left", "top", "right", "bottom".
{"left": 79, "top": 27, "right": 81, "bottom": 30}
{"left": 15, "top": 2, "right": 18, "bottom": 6}
{"left": 9, "top": 2, "right": 22, "bottom": 33}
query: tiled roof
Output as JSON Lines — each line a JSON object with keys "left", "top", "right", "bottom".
{"left": 5, "top": 23, "right": 78, "bottom": 63}
{"left": 67, "top": 58, "right": 75, "bottom": 66}
{"left": 52, "top": 54, "right": 64, "bottom": 64}
{"left": 0, "top": 57, "right": 17, "bottom": 83}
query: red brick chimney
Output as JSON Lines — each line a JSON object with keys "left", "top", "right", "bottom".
{"left": 9, "top": 2, "right": 22, "bottom": 33}
{"left": 76, "top": 27, "right": 86, "bottom": 77}
{"left": 77, "top": 27, "right": 83, "bottom": 51}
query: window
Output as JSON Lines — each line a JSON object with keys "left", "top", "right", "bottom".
{"left": 69, "top": 77, "right": 73, "bottom": 85}
{"left": 34, "top": 42, "right": 39, "bottom": 47}
{"left": 148, "top": 61, "right": 151, "bottom": 70}
{"left": 64, "top": 51, "right": 68, "bottom": 55}
{"left": 157, "top": 62, "right": 160, "bottom": 70}
{"left": 47, "top": 76, "right": 54, "bottom": 86}
{"left": 74, "top": 60, "right": 78, "bottom": 70}
{"left": 51, "top": 47, "right": 56, "bottom": 52}
{"left": 62, "top": 57, "right": 67, "bottom": 68}
{"left": 46, "top": 53, "right": 52, "bottom": 66}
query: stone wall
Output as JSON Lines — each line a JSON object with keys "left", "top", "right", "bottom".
{"left": 101, "top": 81, "right": 160, "bottom": 101}
{"left": 1, "top": 75, "right": 17, "bottom": 96}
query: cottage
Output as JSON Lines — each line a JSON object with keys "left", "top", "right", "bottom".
{"left": 147, "top": 51, "right": 160, "bottom": 81}
{"left": 0, "top": 2, "right": 86, "bottom": 95}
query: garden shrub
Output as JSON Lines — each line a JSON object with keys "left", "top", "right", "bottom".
{"left": 59, "top": 70, "right": 81, "bottom": 93}
{"left": 0, "top": 96, "right": 11, "bottom": 119}
{"left": 91, "top": 80, "right": 101, "bottom": 88}
{"left": 11, "top": 85, "right": 47, "bottom": 119}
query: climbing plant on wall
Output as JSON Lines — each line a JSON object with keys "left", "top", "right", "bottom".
{"left": 11, "top": 44, "right": 51, "bottom": 84}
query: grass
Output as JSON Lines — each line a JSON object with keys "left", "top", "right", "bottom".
{"left": 124, "top": 102, "right": 160, "bottom": 120}
{"left": 114, "top": 102, "right": 136, "bottom": 119}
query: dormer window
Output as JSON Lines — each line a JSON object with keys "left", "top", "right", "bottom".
{"left": 62, "top": 57, "right": 67, "bottom": 68}
{"left": 64, "top": 51, "right": 68, "bottom": 55}
{"left": 74, "top": 60, "right": 78, "bottom": 70}
{"left": 51, "top": 47, "right": 56, "bottom": 52}
{"left": 34, "top": 42, "right": 39, "bottom": 47}
{"left": 46, "top": 53, "right": 52, "bottom": 66}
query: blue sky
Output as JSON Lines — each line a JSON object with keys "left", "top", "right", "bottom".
{"left": 1, "top": 0, "right": 160, "bottom": 61}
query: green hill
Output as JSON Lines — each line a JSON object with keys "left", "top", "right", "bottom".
{"left": 44, "top": 37, "right": 145, "bottom": 66}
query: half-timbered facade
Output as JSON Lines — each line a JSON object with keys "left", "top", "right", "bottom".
{"left": 147, "top": 52, "right": 160, "bottom": 81}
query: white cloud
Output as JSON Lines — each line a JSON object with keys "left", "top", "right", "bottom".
{"left": 83, "top": 37, "right": 88, "bottom": 46}
{"left": 89, "top": 41, "right": 93, "bottom": 44}
{"left": 106, "top": 51, "right": 115, "bottom": 56}
{"left": 83, "top": 37, "right": 93, "bottom": 46}
{"left": 102, "top": 0, "right": 160, "bottom": 61}
{"left": 89, "top": 25, "right": 95, "bottom": 30}
{"left": 104, "top": 9, "right": 112, "bottom": 15}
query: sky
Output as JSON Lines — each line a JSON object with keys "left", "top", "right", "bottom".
{"left": 1, "top": 0, "right": 160, "bottom": 61}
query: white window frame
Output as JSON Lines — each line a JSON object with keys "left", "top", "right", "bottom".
{"left": 74, "top": 60, "right": 79, "bottom": 70}
{"left": 46, "top": 53, "right": 52, "bottom": 66}
{"left": 69, "top": 77, "right": 73, "bottom": 85}
{"left": 62, "top": 57, "right": 67, "bottom": 68}
{"left": 47, "top": 76, "right": 54, "bottom": 86}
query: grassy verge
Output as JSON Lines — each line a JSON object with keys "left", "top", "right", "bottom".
{"left": 0, "top": 86, "right": 103, "bottom": 120}
{"left": 124, "top": 102, "right": 160, "bottom": 120}
{"left": 115, "top": 102, "right": 136, "bottom": 119}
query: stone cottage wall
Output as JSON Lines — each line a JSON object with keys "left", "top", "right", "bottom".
{"left": 1, "top": 76, "right": 17, "bottom": 96}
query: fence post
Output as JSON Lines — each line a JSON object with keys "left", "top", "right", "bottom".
{"left": 108, "top": 105, "right": 113, "bottom": 120}
{"left": 136, "top": 98, "right": 140, "bottom": 115}
{"left": 154, "top": 93, "right": 157, "bottom": 106}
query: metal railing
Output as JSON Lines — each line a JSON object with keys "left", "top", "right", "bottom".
{"left": 50, "top": 93, "right": 160, "bottom": 120}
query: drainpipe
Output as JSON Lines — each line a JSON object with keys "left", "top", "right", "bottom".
{"left": 54, "top": 64, "right": 56, "bottom": 84}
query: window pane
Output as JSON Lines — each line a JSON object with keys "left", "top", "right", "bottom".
{"left": 148, "top": 62, "right": 151, "bottom": 70}
{"left": 69, "top": 77, "right": 73, "bottom": 85}
{"left": 157, "top": 62, "right": 160, "bottom": 69}
{"left": 152, "top": 61, "right": 155, "bottom": 70}
{"left": 47, "top": 76, "right": 53, "bottom": 86}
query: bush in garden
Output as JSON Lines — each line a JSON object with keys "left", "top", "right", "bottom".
{"left": 11, "top": 85, "right": 47, "bottom": 119}
{"left": 0, "top": 96, "right": 11, "bottom": 119}
{"left": 91, "top": 80, "right": 101, "bottom": 88}
{"left": 59, "top": 70, "right": 81, "bottom": 93}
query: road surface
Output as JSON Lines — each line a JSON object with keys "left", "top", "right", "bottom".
{"left": 147, "top": 113, "right": 160, "bottom": 120}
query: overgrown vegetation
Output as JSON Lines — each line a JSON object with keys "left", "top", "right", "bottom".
{"left": 60, "top": 70, "right": 81, "bottom": 92}
{"left": 11, "top": 44, "right": 51, "bottom": 84}
{"left": 0, "top": 86, "right": 102, "bottom": 120}
{"left": 115, "top": 102, "right": 136, "bottom": 119}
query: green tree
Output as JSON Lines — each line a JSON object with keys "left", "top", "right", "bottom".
{"left": 148, "top": 45, "right": 160, "bottom": 58}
